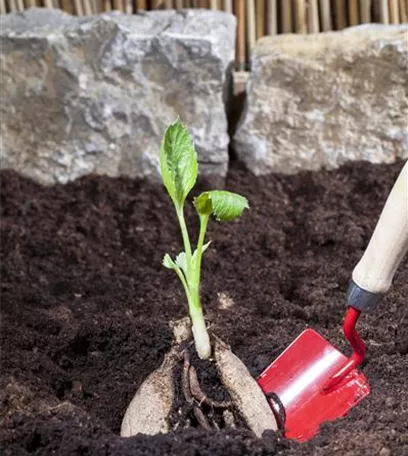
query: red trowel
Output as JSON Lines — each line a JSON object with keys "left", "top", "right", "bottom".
{"left": 258, "top": 161, "right": 408, "bottom": 442}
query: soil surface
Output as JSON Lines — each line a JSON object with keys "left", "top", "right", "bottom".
{"left": 1, "top": 160, "right": 407, "bottom": 456}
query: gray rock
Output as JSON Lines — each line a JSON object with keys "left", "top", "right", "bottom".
{"left": 234, "top": 25, "right": 408, "bottom": 175}
{"left": 0, "top": 8, "right": 236, "bottom": 184}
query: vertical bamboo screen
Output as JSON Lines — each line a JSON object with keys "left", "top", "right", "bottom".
{"left": 1, "top": 1, "right": 407, "bottom": 69}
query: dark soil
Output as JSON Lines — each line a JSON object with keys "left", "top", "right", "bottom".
{"left": 1, "top": 160, "right": 407, "bottom": 456}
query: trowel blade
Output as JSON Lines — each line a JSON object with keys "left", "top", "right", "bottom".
{"left": 257, "top": 329, "right": 370, "bottom": 442}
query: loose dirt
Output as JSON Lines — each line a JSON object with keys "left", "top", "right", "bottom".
{"left": 1, "top": 160, "right": 407, "bottom": 455}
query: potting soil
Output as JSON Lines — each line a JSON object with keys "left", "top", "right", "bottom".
{"left": 1, "top": 160, "right": 407, "bottom": 455}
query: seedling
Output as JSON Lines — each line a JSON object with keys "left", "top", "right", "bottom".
{"left": 121, "top": 119, "right": 277, "bottom": 439}
{"left": 160, "top": 118, "right": 248, "bottom": 359}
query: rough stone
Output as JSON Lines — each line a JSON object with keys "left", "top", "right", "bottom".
{"left": 0, "top": 8, "right": 236, "bottom": 185}
{"left": 233, "top": 25, "right": 408, "bottom": 175}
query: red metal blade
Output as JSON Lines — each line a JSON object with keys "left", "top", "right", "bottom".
{"left": 258, "top": 329, "right": 370, "bottom": 442}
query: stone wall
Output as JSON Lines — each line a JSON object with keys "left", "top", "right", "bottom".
{"left": 0, "top": 8, "right": 236, "bottom": 184}
{"left": 233, "top": 24, "right": 408, "bottom": 175}
{"left": 1, "top": 12, "right": 407, "bottom": 185}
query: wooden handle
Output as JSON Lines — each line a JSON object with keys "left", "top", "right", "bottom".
{"left": 352, "top": 161, "right": 408, "bottom": 295}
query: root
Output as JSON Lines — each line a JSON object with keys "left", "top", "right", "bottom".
{"left": 193, "top": 404, "right": 212, "bottom": 430}
{"left": 181, "top": 349, "right": 230, "bottom": 431}
{"left": 189, "top": 365, "right": 231, "bottom": 409}
{"left": 182, "top": 350, "right": 193, "bottom": 404}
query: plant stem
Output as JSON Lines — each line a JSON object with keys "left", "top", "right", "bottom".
{"left": 186, "top": 213, "right": 211, "bottom": 359}
{"left": 194, "top": 214, "right": 209, "bottom": 285}
{"left": 188, "top": 291, "right": 211, "bottom": 359}
{"left": 177, "top": 208, "right": 192, "bottom": 263}
{"left": 174, "top": 207, "right": 211, "bottom": 359}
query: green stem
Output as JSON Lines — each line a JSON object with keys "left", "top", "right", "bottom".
{"left": 174, "top": 267, "right": 191, "bottom": 303}
{"left": 176, "top": 208, "right": 192, "bottom": 264}
{"left": 194, "top": 214, "right": 209, "bottom": 286}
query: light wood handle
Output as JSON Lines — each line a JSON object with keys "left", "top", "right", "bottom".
{"left": 352, "top": 161, "right": 408, "bottom": 295}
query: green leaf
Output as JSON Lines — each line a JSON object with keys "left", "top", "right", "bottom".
{"left": 175, "top": 252, "right": 187, "bottom": 273}
{"left": 194, "top": 191, "right": 249, "bottom": 221}
{"left": 159, "top": 118, "right": 197, "bottom": 209}
{"left": 163, "top": 253, "right": 177, "bottom": 269}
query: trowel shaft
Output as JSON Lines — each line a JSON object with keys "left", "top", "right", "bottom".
{"left": 347, "top": 160, "right": 408, "bottom": 312}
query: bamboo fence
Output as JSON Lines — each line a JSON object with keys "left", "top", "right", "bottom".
{"left": 1, "top": 1, "right": 407, "bottom": 69}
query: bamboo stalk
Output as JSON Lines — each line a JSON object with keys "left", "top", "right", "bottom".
{"left": 210, "top": 0, "right": 217, "bottom": 8}
{"left": 308, "top": 0, "right": 320, "bottom": 32}
{"left": 175, "top": 0, "right": 183, "bottom": 8}
{"left": 113, "top": 0, "right": 124, "bottom": 10}
{"left": 267, "top": 0, "right": 277, "bottom": 34}
{"left": 295, "top": 0, "right": 307, "bottom": 33}
{"left": 83, "top": 0, "right": 93, "bottom": 14}
{"left": 348, "top": 0, "right": 359, "bottom": 25}
{"left": 223, "top": 0, "right": 232, "bottom": 12}
{"left": 235, "top": 0, "right": 246, "bottom": 70}
{"left": 399, "top": 0, "right": 407, "bottom": 21}
{"left": 25, "top": 0, "right": 38, "bottom": 7}
{"left": 124, "top": 0, "right": 133, "bottom": 12}
{"left": 389, "top": 0, "right": 400, "bottom": 23}
{"left": 165, "top": 0, "right": 173, "bottom": 7}
{"left": 246, "top": 0, "right": 256, "bottom": 59}
{"left": 334, "top": 0, "right": 347, "bottom": 29}
{"left": 61, "top": 0, "right": 74, "bottom": 13}
{"left": 319, "top": 0, "right": 332, "bottom": 31}
{"left": 360, "top": 0, "right": 371, "bottom": 23}
{"left": 198, "top": 0, "right": 207, "bottom": 7}
{"left": 74, "top": 0, "right": 84, "bottom": 14}
{"left": 281, "top": 0, "right": 293, "bottom": 33}
{"left": 379, "top": 0, "right": 389, "bottom": 23}
{"left": 93, "top": 0, "right": 103, "bottom": 12}
{"left": 44, "top": 0, "right": 54, "bottom": 7}
{"left": 256, "top": 0, "right": 265, "bottom": 38}
{"left": 104, "top": 0, "right": 111, "bottom": 11}
{"left": 0, "top": 0, "right": 5, "bottom": 14}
